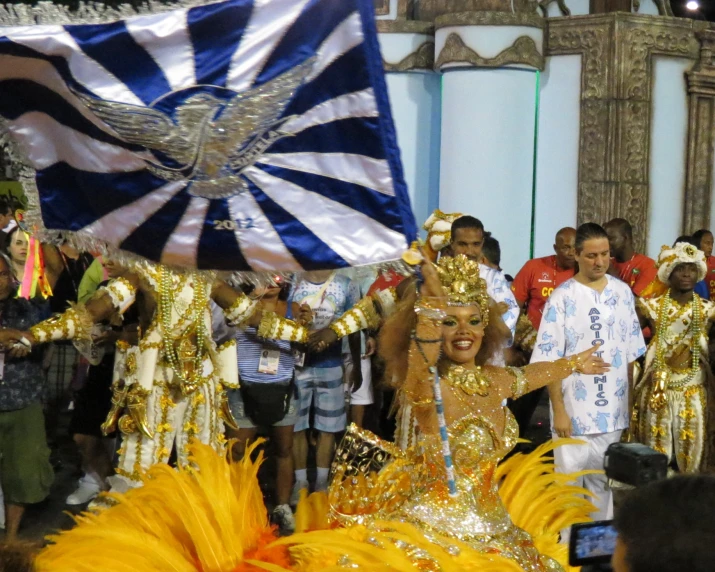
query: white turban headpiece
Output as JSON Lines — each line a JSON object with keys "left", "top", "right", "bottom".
{"left": 422, "top": 209, "right": 463, "bottom": 253}
{"left": 656, "top": 242, "right": 707, "bottom": 284}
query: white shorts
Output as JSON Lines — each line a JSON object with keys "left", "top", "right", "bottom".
{"left": 344, "top": 357, "right": 374, "bottom": 406}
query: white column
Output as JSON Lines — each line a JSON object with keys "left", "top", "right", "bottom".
{"left": 379, "top": 29, "right": 441, "bottom": 232}
{"left": 435, "top": 14, "right": 544, "bottom": 276}
{"left": 649, "top": 56, "right": 690, "bottom": 257}
{"left": 534, "top": 54, "right": 581, "bottom": 257}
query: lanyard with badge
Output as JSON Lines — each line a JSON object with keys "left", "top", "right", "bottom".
{"left": 293, "top": 272, "right": 335, "bottom": 367}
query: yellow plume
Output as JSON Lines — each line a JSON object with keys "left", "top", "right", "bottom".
{"left": 36, "top": 440, "right": 291, "bottom": 572}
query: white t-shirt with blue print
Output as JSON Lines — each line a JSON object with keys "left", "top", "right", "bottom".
{"left": 530, "top": 276, "right": 646, "bottom": 436}
{"left": 479, "top": 263, "right": 519, "bottom": 340}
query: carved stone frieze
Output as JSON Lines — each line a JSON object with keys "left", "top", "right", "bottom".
{"left": 374, "top": 0, "right": 414, "bottom": 18}
{"left": 383, "top": 40, "right": 435, "bottom": 71}
{"left": 418, "top": 0, "right": 540, "bottom": 21}
{"left": 435, "top": 32, "right": 544, "bottom": 70}
{"left": 434, "top": 11, "right": 544, "bottom": 29}
{"left": 376, "top": 19, "right": 434, "bottom": 33}
{"left": 546, "top": 14, "right": 700, "bottom": 251}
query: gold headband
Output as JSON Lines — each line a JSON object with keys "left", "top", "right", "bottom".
{"left": 435, "top": 255, "right": 490, "bottom": 326}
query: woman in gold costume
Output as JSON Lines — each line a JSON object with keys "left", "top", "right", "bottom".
{"left": 304, "top": 253, "right": 603, "bottom": 569}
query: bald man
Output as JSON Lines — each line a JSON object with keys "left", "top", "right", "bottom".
{"left": 508, "top": 228, "right": 577, "bottom": 437}
{"left": 604, "top": 218, "right": 657, "bottom": 297}
{"left": 512, "top": 227, "right": 577, "bottom": 331}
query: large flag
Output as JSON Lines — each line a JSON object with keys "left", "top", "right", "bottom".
{"left": 0, "top": 0, "right": 416, "bottom": 271}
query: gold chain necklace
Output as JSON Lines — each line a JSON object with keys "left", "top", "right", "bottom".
{"left": 650, "top": 291, "right": 702, "bottom": 410}
{"left": 444, "top": 363, "right": 491, "bottom": 397}
{"left": 159, "top": 267, "right": 208, "bottom": 393}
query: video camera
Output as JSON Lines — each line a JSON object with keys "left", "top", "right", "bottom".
{"left": 568, "top": 443, "right": 668, "bottom": 571}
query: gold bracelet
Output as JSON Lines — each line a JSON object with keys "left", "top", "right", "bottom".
{"left": 404, "top": 389, "right": 434, "bottom": 406}
{"left": 566, "top": 355, "right": 583, "bottom": 374}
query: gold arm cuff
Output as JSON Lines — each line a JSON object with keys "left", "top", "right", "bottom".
{"left": 329, "top": 296, "right": 382, "bottom": 339}
{"left": 224, "top": 293, "right": 258, "bottom": 326}
{"left": 404, "top": 388, "right": 434, "bottom": 406}
{"left": 102, "top": 276, "right": 137, "bottom": 313}
{"left": 29, "top": 304, "right": 93, "bottom": 344}
{"left": 374, "top": 287, "right": 398, "bottom": 318}
{"left": 258, "top": 311, "right": 308, "bottom": 343}
{"left": 506, "top": 366, "right": 530, "bottom": 399}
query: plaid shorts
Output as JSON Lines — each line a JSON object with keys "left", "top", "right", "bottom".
{"left": 294, "top": 366, "right": 346, "bottom": 433}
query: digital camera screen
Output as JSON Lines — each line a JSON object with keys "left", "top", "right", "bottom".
{"left": 569, "top": 520, "right": 617, "bottom": 565}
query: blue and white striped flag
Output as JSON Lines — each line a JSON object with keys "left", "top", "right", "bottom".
{"left": 0, "top": 0, "right": 416, "bottom": 271}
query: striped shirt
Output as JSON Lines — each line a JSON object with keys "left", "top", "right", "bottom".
{"left": 236, "top": 326, "right": 293, "bottom": 384}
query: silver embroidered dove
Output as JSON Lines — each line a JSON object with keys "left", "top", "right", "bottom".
{"left": 73, "top": 57, "right": 315, "bottom": 199}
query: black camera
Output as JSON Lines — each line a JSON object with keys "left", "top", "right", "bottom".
{"left": 603, "top": 442, "right": 667, "bottom": 487}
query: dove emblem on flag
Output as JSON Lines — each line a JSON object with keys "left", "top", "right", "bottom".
{"left": 73, "top": 57, "right": 315, "bottom": 199}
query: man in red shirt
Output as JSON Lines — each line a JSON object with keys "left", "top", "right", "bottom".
{"left": 508, "top": 227, "right": 576, "bottom": 438}
{"left": 511, "top": 227, "right": 577, "bottom": 331}
{"left": 604, "top": 218, "right": 658, "bottom": 296}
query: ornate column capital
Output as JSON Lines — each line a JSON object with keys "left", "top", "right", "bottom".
{"left": 376, "top": 1, "right": 434, "bottom": 72}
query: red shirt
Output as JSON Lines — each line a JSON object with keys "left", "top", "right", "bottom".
{"left": 367, "top": 268, "right": 406, "bottom": 295}
{"left": 511, "top": 255, "right": 575, "bottom": 330}
{"left": 706, "top": 256, "right": 715, "bottom": 299}
{"left": 611, "top": 253, "right": 658, "bottom": 296}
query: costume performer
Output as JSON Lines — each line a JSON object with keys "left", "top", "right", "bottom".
{"left": 634, "top": 242, "right": 715, "bottom": 472}
{"left": 309, "top": 253, "right": 607, "bottom": 570}
{"left": 35, "top": 253, "right": 603, "bottom": 572}
{"left": 0, "top": 261, "right": 309, "bottom": 492}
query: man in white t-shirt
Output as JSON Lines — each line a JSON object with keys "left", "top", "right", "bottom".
{"left": 531, "top": 223, "right": 646, "bottom": 526}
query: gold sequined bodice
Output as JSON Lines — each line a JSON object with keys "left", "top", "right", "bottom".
{"left": 397, "top": 410, "right": 518, "bottom": 539}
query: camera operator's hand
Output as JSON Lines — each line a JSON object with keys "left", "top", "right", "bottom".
{"left": 552, "top": 408, "right": 572, "bottom": 438}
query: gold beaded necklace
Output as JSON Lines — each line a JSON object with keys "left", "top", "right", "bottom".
{"left": 653, "top": 290, "right": 702, "bottom": 389}
{"left": 159, "top": 266, "right": 208, "bottom": 393}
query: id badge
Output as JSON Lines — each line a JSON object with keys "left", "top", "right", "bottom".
{"left": 293, "top": 349, "right": 305, "bottom": 368}
{"left": 258, "top": 349, "right": 281, "bottom": 375}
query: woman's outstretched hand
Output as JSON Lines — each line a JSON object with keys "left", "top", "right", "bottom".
{"left": 573, "top": 345, "right": 611, "bottom": 375}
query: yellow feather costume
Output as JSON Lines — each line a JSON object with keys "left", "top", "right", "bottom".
{"left": 36, "top": 439, "right": 594, "bottom": 572}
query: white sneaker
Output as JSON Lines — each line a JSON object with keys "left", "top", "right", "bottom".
{"left": 66, "top": 476, "right": 102, "bottom": 505}
{"left": 272, "top": 504, "right": 295, "bottom": 535}
{"left": 289, "top": 480, "right": 309, "bottom": 508}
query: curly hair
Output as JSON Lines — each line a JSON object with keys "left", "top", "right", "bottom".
{"left": 378, "top": 290, "right": 511, "bottom": 389}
